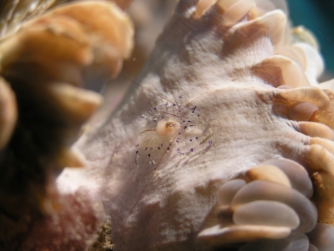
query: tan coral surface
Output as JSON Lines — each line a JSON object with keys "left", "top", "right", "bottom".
{"left": 0, "top": 1, "right": 133, "bottom": 250}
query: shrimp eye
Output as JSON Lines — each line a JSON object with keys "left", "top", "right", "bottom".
{"left": 166, "top": 122, "right": 175, "bottom": 128}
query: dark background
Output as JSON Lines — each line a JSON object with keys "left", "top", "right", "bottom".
{"left": 287, "top": 0, "right": 334, "bottom": 79}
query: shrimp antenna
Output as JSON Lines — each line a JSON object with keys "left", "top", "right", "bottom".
{"left": 140, "top": 129, "right": 156, "bottom": 134}
{"left": 172, "top": 92, "right": 180, "bottom": 112}
{"left": 142, "top": 86, "right": 176, "bottom": 106}
{"left": 179, "top": 96, "right": 201, "bottom": 112}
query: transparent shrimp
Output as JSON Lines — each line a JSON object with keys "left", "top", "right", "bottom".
{"left": 134, "top": 87, "right": 216, "bottom": 172}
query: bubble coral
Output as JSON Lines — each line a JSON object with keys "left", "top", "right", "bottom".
{"left": 0, "top": 0, "right": 133, "bottom": 249}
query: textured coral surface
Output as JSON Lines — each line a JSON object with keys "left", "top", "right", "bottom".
{"left": 60, "top": 0, "right": 334, "bottom": 250}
